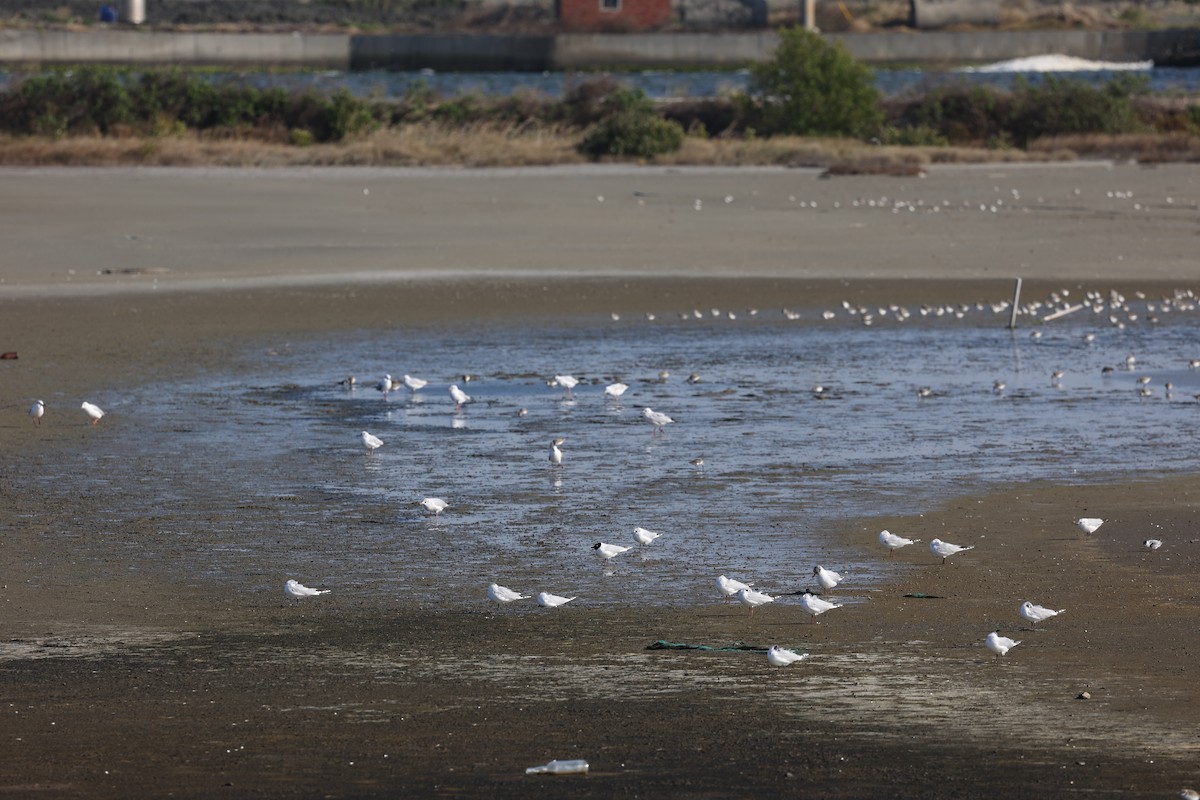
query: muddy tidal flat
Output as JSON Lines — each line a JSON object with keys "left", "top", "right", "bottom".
{"left": 2, "top": 163, "right": 1200, "bottom": 799}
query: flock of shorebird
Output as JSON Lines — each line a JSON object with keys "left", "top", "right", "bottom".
{"left": 26, "top": 399, "right": 106, "bottom": 426}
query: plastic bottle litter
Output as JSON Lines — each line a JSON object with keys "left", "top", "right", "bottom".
{"left": 525, "top": 759, "right": 589, "bottom": 775}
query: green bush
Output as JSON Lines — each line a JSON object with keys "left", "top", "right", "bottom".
{"left": 877, "top": 124, "right": 949, "bottom": 147}
{"left": 892, "top": 84, "right": 1005, "bottom": 144}
{"left": 1007, "top": 75, "right": 1145, "bottom": 146}
{"left": 0, "top": 68, "right": 378, "bottom": 142}
{"left": 742, "top": 26, "right": 881, "bottom": 139}
{"left": 578, "top": 109, "right": 685, "bottom": 159}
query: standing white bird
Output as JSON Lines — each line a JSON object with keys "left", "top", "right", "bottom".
{"left": 284, "top": 579, "right": 330, "bottom": 598}
{"left": 985, "top": 631, "right": 1020, "bottom": 656}
{"left": 549, "top": 437, "right": 565, "bottom": 466}
{"left": 766, "top": 645, "right": 808, "bottom": 666}
{"left": 592, "top": 541, "right": 632, "bottom": 567}
{"left": 716, "top": 575, "right": 753, "bottom": 602}
{"left": 81, "top": 401, "right": 105, "bottom": 425}
{"left": 361, "top": 430, "right": 383, "bottom": 453}
{"left": 402, "top": 374, "right": 427, "bottom": 392}
{"left": 29, "top": 399, "right": 44, "bottom": 426}
{"left": 537, "top": 592, "right": 577, "bottom": 608}
{"left": 553, "top": 375, "right": 579, "bottom": 399}
{"left": 633, "top": 527, "right": 663, "bottom": 547}
{"left": 736, "top": 587, "right": 775, "bottom": 616}
{"left": 642, "top": 407, "right": 674, "bottom": 434}
{"left": 812, "top": 565, "right": 842, "bottom": 592}
{"left": 604, "top": 382, "right": 629, "bottom": 399}
{"left": 1077, "top": 517, "right": 1104, "bottom": 534}
{"left": 487, "top": 583, "right": 530, "bottom": 604}
{"left": 798, "top": 591, "right": 843, "bottom": 623}
{"left": 419, "top": 497, "right": 448, "bottom": 519}
{"left": 449, "top": 384, "right": 471, "bottom": 411}
{"left": 929, "top": 538, "right": 975, "bottom": 564}
{"left": 879, "top": 529, "right": 921, "bottom": 556}
{"left": 1019, "top": 601, "right": 1065, "bottom": 626}
{"left": 376, "top": 374, "right": 394, "bottom": 395}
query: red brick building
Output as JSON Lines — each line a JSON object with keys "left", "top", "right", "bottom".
{"left": 557, "top": 0, "right": 673, "bottom": 31}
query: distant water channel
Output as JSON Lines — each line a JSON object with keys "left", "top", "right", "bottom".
{"left": 14, "top": 294, "right": 1200, "bottom": 611}
{"left": 276, "top": 64, "right": 1200, "bottom": 99}
{"left": 2, "top": 63, "right": 1198, "bottom": 100}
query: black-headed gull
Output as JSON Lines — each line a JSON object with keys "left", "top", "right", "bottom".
{"left": 985, "top": 631, "right": 1020, "bottom": 656}
{"left": 419, "top": 497, "right": 448, "bottom": 518}
{"left": 449, "top": 384, "right": 471, "bottom": 411}
{"left": 766, "top": 645, "right": 808, "bottom": 666}
{"left": 813, "top": 565, "right": 842, "bottom": 592}
{"left": 799, "top": 591, "right": 842, "bottom": 623}
{"left": 1077, "top": 517, "right": 1104, "bottom": 534}
{"left": 284, "top": 579, "right": 329, "bottom": 598}
{"left": 879, "top": 529, "right": 921, "bottom": 556}
{"left": 487, "top": 583, "right": 530, "bottom": 604}
{"left": 29, "top": 399, "right": 44, "bottom": 426}
{"left": 929, "top": 538, "right": 974, "bottom": 564}
{"left": 736, "top": 587, "right": 775, "bottom": 616}
{"left": 377, "top": 374, "right": 394, "bottom": 395}
{"left": 604, "top": 382, "right": 629, "bottom": 399}
{"left": 1144, "top": 538, "right": 1163, "bottom": 550}
{"left": 716, "top": 575, "right": 752, "bottom": 602}
{"left": 402, "top": 374, "right": 427, "bottom": 392}
{"left": 549, "top": 438, "right": 565, "bottom": 466}
{"left": 1019, "top": 601, "right": 1065, "bottom": 625}
{"left": 633, "top": 527, "right": 663, "bottom": 547}
{"left": 361, "top": 430, "right": 383, "bottom": 453}
{"left": 81, "top": 401, "right": 105, "bottom": 425}
{"left": 537, "top": 591, "right": 577, "bottom": 608}
{"left": 592, "top": 542, "right": 631, "bottom": 566}
{"left": 642, "top": 407, "right": 674, "bottom": 434}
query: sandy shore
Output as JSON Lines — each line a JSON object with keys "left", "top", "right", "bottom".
{"left": 3, "top": 164, "right": 1200, "bottom": 798}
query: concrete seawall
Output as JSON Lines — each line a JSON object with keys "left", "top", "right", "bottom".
{"left": 0, "top": 28, "right": 1197, "bottom": 70}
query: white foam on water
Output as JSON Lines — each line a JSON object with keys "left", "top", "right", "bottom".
{"left": 960, "top": 54, "right": 1154, "bottom": 73}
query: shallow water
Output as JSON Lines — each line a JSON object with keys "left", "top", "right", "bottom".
{"left": 15, "top": 292, "right": 1200, "bottom": 609}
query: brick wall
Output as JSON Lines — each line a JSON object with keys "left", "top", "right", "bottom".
{"left": 557, "top": 0, "right": 673, "bottom": 31}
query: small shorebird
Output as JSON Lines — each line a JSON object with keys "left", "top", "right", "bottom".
{"left": 449, "top": 384, "right": 471, "bottom": 411}
{"left": 642, "top": 407, "right": 674, "bottom": 434}
{"left": 716, "top": 575, "right": 752, "bottom": 602}
{"left": 284, "top": 579, "right": 330, "bottom": 599}
{"left": 537, "top": 591, "right": 576, "bottom": 608}
{"left": 813, "top": 565, "right": 842, "bottom": 592}
{"left": 81, "top": 401, "right": 105, "bottom": 426}
{"left": 29, "top": 399, "right": 44, "bottom": 426}
{"left": 419, "top": 497, "right": 448, "bottom": 519}
{"left": 766, "top": 646, "right": 808, "bottom": 666}
{"left": 879, "top": 529, "right": 921, "bottom": 556}
{"left": 986, "top": 631, "right": 1020, "bottom": 657}
{"left": 1019, "top": 601, "right": 1065, "bottom": 626}
{"left": 736, "top": 587, "right": 775, "bottom": 616}
{"left": 798, "top": 591, "right": 842, "bottom": 623}
{"left": 929, "top": 538, "right": 974, "bottom": 564}
{"left": 553, "top": 375, "right": 579, "bottom": 399}
{"left": 633, "top": 527, "right": 663, "bottom": 548}
{"left": 487, "top": 583, "right": 530, "bottom": 604}
{"left": 360, "top": 430, "right": 383, "bottom": 454}
{"left": 604, "top": 382, "right": 629, "bottom": 399}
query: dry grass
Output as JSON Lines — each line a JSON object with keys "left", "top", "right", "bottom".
{"left": 3, "top": 123, "right": 1188, "bottom": 170}
{"left": 1027, "top": 132, "right": 1200, "bottom": 163}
